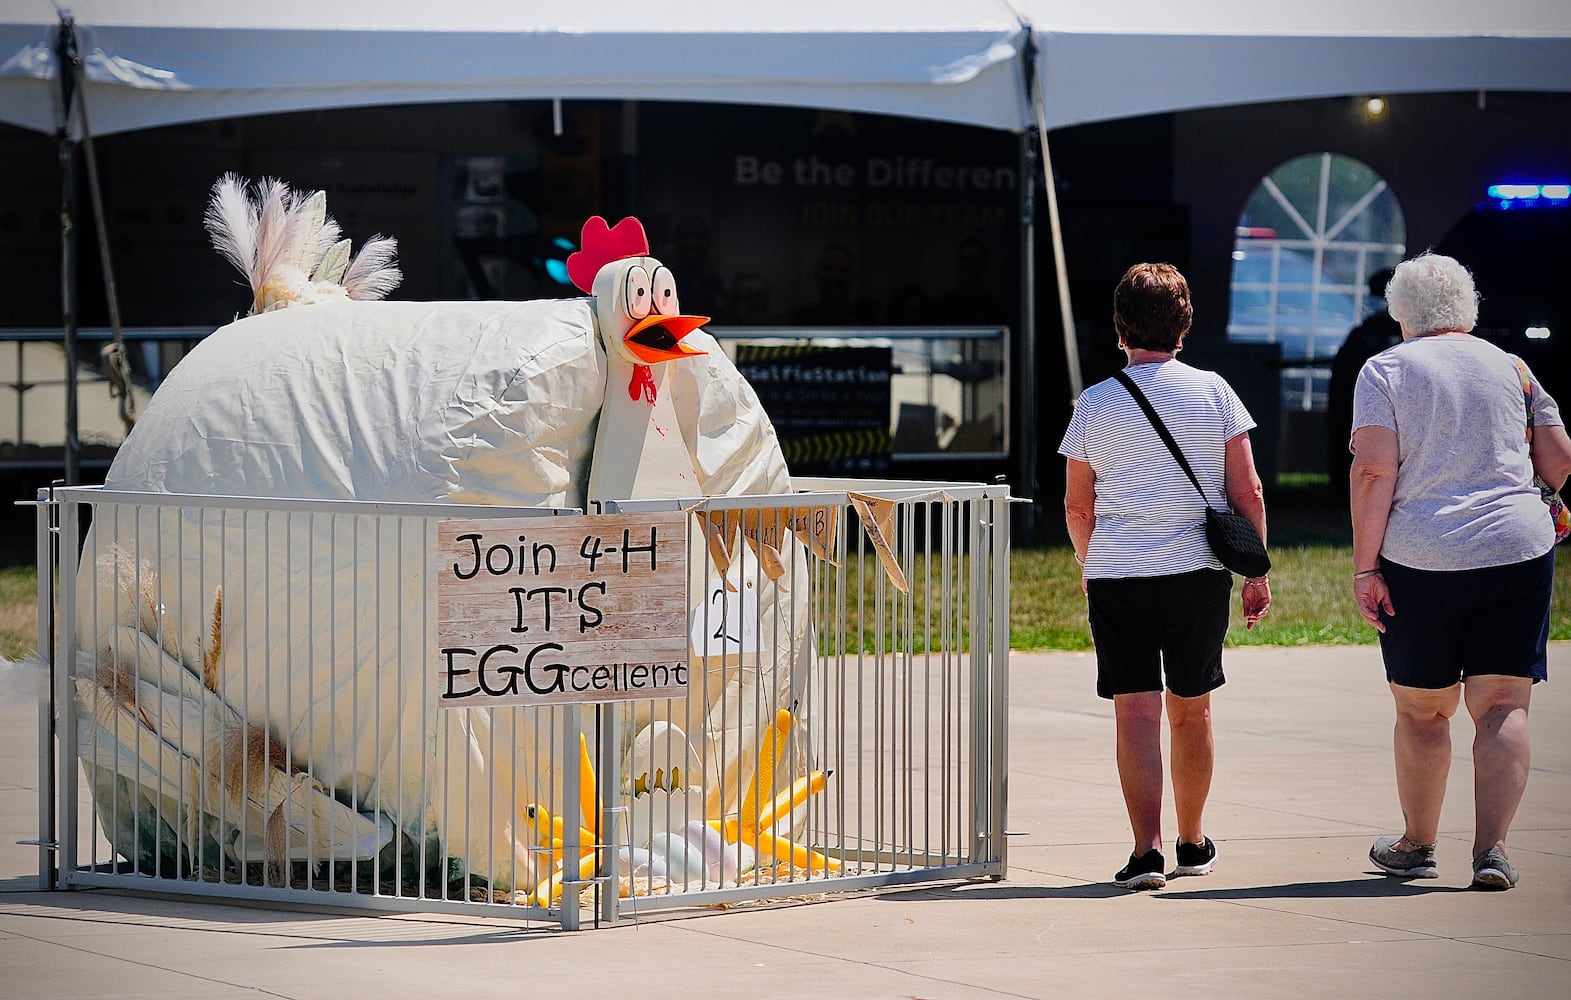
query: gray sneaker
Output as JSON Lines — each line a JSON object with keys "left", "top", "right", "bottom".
{"left": 1370, "top": 835, "right": 1438, "bottom": 878}
{"left": 1471, "top": 848, "right": 1519, "bottom": 890}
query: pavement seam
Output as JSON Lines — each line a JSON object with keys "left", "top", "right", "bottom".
{"left": 0, "top": 903, "right": 548, "bottom": 944}
{"left": 656, "top": 919, "right": 1044, "bottom": 1000}
{"left": 0, "top": 923, "right": 300, "bottom": 997}
{"left": 1148, "top": 895, "right": 1571, "bottom": 960}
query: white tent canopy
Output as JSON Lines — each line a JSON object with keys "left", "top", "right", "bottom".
{"left": 0, "top": 0, "right": 1030, "bottom": 137}
{"left": 2, "top": 1, "right": 1568, "bottom": 139}
{"left": 1020, "top": 2, "right": 1571, "bottom": 129}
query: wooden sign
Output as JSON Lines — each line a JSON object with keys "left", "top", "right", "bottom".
{"left": 436, "top": 512, "right": 689, "bottom": 708}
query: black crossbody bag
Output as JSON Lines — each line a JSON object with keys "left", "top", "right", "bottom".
{"left": 1113, "top": 370, "right": 1271, "bottom": 578}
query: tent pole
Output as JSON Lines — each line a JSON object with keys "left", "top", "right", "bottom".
{"left": 1015, "top": 130, "right": 1038, "bottom": 541}
{"left": 1038, "top": 130, "right": 1081, "bottom": 400}
{"left": 55, "top": 15, "right": 81, "bottom": 486}
{"left": 68, "top": 31, "right": 136, "bottom": 433}
{"left": 1017, "top": 24, "right": 1082, "bottom": 401}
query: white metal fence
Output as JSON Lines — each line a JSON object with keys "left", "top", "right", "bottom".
{"left": 32, "top": 478, "right": 1010, "bottom": 929}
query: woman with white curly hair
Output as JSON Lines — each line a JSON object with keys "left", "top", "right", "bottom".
{"left": 1350, "top": 252, "right": 1571, "bottom": 891}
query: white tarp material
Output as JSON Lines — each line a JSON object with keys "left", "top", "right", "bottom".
{"left": 2, "top": 0, "right": 1568, "bottom": 139}
{"left": 79, "top": 297, "right": 809, "bottom": 891}
{"left": 109, "top": 300, "right": 607, "bottom": 507}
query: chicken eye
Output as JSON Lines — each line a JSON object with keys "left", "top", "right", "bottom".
{"left": 624, "top": 265, "right": 652, "bottom": 320}
{"left": 650, "top": 266, "right": 679, "bottom": 315}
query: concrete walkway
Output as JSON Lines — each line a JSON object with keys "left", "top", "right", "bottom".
{"left": 1, "top": 644, "right": 1567, "bottom": 999}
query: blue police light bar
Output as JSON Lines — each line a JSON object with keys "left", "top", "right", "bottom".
{"left": 1488, "top": 183, "right": 1571, "bottom": 207}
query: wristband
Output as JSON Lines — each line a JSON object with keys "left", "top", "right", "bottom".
{"left": 1352, "top": 568, "right": 1382, "bottom": 580}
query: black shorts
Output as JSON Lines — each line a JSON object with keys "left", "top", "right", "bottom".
{"left": 1086, "top": 568, "right": 1232, "bottom": 699}
{"left": 1376, "top": 549, "right": 1554, "bottom": 689}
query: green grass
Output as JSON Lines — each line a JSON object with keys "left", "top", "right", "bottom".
{"left": 0, "top": 566, "right": 40, "bottom": 660}
{"left": 1008, "top": 543, "right": 1386, "bottom": 650}
{"left": 1010, "top": 505, "right": 1571, "bottom": 650}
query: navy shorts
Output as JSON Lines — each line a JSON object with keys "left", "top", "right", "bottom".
{"left": 1376, "top": 549, "right": 1554, "bottom": 689}
{"left": 1086, "top": 568, "right": 1232, "bottom": 699}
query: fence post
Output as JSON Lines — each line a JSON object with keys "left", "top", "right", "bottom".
{"left": 34, "top": 490, "right": 57, "bottom": 889}
{"left": 597, "top": 706, "right": 620, "bottom": 925}
{"left": 968, "top": 498, "right": 990, "bottom": 866}
{"left": 987, "top": 494, "right": 1012, "bottom": 873}
{"left": 55, "top": 494, "right": 80, "bottom": 890}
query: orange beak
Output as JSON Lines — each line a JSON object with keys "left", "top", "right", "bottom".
{"left": 624, "top": 314, "right": 709, "bottom": 365}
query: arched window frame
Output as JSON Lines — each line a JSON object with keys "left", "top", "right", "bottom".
{"left": 1227, "top": 153, "right": 1405, "bottom": 411}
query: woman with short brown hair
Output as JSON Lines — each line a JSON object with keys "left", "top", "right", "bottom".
{"left": 1059, "top": 262, "right": 1270, "bottom": 889}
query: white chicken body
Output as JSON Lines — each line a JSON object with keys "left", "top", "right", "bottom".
{"left": 74, "top": 208, "right": 809, "bottom": 896}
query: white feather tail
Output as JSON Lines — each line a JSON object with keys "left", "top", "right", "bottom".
{"left": 204, "top": 174, "right": 401, "bottom": 315}
{"left": 342, "top": 236, "right": 403, "bottom": 301}
{"left": 203, "top": 173, "right": 257, "bottom": 286}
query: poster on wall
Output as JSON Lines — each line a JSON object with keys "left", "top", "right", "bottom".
{"left": 635, "top": 105, "right": 1021, "bottom": 333}
{"left": 734, "top": 344, "right": 893, "bottom": 473}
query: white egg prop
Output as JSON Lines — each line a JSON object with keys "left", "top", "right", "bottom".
{"left": 648, "top": 831, "right": 704, "bottom": 883}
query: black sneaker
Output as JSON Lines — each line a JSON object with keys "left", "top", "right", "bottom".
{"left": 1175, "top": 836, "right": 1216, "bottom": 876}
{"left": 1113, "top": 849, "right": 1166, "bottom": 890}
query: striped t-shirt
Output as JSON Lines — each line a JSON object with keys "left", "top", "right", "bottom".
{"left": 1058, "top": 360, "right": 1256, "bottom": 578}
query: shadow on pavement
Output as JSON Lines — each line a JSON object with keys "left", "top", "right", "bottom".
{"left": 871, "top": 880, "right": 1131, "bottom": 902}
{"left": 871, "top": 872, "right": 1474, "bottom": 903}
{"left": 1156, "top": 875, "right": 1473, "bottom": 900}
{"left": 0, "top": 886, "right": 556, "bottom": 934}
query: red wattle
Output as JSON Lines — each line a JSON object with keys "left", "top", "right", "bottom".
{"left": 629, "top": 364, "right": 657, "bottom": 404}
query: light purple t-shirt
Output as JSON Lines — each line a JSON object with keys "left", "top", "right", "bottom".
{"left": 1351, "top": 334, "right": 1562, "bottom": 571}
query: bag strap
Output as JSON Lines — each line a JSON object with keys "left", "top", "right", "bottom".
{"left": 1112, "top": 370, "right": 1212, "bottom": 506}
{"left": 1510, "top": 356, "right": 1534, "bottom": 443}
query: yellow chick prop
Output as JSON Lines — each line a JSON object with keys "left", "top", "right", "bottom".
{"left": 713, "top": 708, "right": 839, "bottom": 875}
{"left": 526, "top": 734, "right": 604, "bottom": 908}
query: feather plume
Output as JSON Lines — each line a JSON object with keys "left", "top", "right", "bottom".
{"left": 100, "top": 544, "right": 182, "bottom": 660}
{"left": 341, "top": 235, "right": 403, "bottom": 300}
{"left": 205, "top": 173, "right": 401, "bottom": 313}
{"left": 203, "top": 173, "right": 258, "bottom": 284}
{"left": 312, "top": 238, "right": 352, "bottom": 285}
{"left": 251, "top": 178, "right": 292, "bottom": 274}
{"left": 250, "top": 177, "right": 295, "bottom": 313}
{"left": 311, "top": 223, "right": 344, "bottom": 274}
{"left": 202, "top": 585, "right": 223, "bottom": 694}
{"left": 291, "top": 190, "right": 328, "bottom": 274}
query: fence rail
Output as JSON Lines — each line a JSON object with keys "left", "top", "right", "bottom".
{"left": 35, "top": 480, "right": 1009, "bottom": 929}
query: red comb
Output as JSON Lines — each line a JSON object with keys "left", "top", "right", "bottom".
{"left": 567, "top": 216, "right": 649, "bottom": 293}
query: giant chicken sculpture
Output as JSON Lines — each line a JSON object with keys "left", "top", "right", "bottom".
{"left": 72, "top": 177, "right": 815, "bottom": 900}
